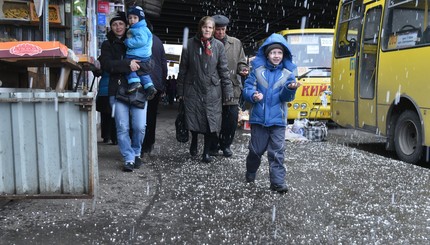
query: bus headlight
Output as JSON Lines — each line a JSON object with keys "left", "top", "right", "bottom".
{"left": 301, "top": 103, "right": 307, "bottom": 110}
{"left": 293, "top": 103, "right": 299, "bottom": 110}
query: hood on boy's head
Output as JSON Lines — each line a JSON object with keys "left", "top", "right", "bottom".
{"left": 259, "top": 33, "right": 292, "bottom": 60}
{"left": 252, "top": 33, "right": 295, "bottom": 71}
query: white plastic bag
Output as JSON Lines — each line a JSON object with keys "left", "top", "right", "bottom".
{"left": 291, "top": 119, "right": 308, "bottom": 136}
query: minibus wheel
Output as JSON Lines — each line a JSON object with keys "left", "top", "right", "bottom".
{"left": 394, "top": 110, "right": 423, "bottom": 164}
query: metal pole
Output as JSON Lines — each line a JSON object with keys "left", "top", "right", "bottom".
{"left": 42, "top": 0, "right": 50, "bottom": 90}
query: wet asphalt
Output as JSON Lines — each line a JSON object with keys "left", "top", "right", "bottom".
{"left": 1, "top": 102, "right": 430, "bottom": 244}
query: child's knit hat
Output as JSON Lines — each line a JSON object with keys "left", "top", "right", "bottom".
{"left": 128, "top": 6, "right": 145, "bottom": 21}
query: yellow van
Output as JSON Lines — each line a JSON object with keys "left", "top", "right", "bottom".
{"left": 331, "top": 0, "right": 430, "bottom": 164}
{"left": 278, "top": 29, "right": 334, "bottom": 120}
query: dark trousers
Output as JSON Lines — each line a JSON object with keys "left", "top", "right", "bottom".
{"left": 246, "top": 124, "right": 286, "bottom": 185}
{"left": 101, "top": 112, "right": 117, "bottom": 143}
{"left": 167, "top": 89, "right": 176, "bottom": 104}
{"left": 142, "top": 93, "right": 161, "bottom": 153}
{"left": 212, "top": 105, "right": 239, "bottom": 150}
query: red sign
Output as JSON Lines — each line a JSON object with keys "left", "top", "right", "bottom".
{"left": 301, "top": 85, "right": 328, "bottom": 97}
{"left": 98, "top": 2, "right": 109, "bottom": 13}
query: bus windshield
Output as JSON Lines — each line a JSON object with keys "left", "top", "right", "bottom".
{"left": 284, "top": 33, "right": 333, "bottom": 77}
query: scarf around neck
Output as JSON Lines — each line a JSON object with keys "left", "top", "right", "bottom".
{"left": 201, "top": 38, "right": 212, "bottom": 56}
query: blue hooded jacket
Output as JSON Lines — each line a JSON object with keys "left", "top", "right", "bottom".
{"left": 125, "top": 19, "right": 153, "bottom": 59}
{"left": 242, "top": 33, "right": 297, "bottom": 127}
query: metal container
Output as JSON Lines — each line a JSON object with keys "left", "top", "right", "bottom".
{"left": 0, "top": 88, "right": 98, "bottom": 199}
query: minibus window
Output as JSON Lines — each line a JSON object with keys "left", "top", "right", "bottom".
{"left": 335, "top": 0, "right": 363, "bottom": 57}
{"left": 382, "top": 0, "right": 430, "bottom": 50}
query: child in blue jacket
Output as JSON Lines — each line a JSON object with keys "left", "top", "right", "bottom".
{"left": 242, "top": 33, "right": 300, "bottom": 193}
{"left": 125, "top": 6, "right": 157, "bottom": 100}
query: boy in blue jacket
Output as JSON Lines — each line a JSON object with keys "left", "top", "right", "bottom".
{"left": 242, "top": 33, "right": 300, "bottom": 193}
{"left": 125, "top": 6, "right": 157, "bottom": 100}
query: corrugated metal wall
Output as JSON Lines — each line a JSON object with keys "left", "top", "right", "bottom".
{"left": 0, "top": 89, "right": 98, "bottom": 199}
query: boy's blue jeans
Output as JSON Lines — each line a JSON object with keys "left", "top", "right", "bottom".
{"left": 110, "top": 96, "right": 147, "bottom": 163}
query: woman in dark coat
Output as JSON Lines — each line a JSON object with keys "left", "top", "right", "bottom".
{"left": 99, "top": 11, "right": 148, "bottom": 172}
{"left": 177, "top": 16, "right": 233, "bottom": 163}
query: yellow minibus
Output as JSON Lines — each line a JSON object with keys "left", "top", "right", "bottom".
{"left": 279, "top": 29, "right": 334, "bottom": 120}
{"left": 331, "top": 0, "right": 430, "bottom": 163}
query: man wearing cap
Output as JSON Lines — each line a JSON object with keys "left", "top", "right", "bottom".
{"left": 242, "top": 33, "right": 300, "bottom": 193}
{"left": 210, "top": 14, "right": 249, "bottom": 157}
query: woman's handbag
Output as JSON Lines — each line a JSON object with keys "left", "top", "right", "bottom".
{"left": 115, "top": 85, "right": 146, "bottom": 109}
{"left": 175, "top": 100, "right": 189, "bottom": 143}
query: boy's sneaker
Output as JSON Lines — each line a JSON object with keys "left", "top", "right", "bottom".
{"left": 270, "top": 183, "right": 289, "bottom": 193}
{"left": 123, "top": 162, "right": 134, "bottom": 172}
{"left": 146, "top": 86, "right": 157, "bottom": 100}
{"left": 127, "top": 82, "right": 142, "bottom": 94}
{"left": 134, "top": 156, "right": 143, "bottom": 169}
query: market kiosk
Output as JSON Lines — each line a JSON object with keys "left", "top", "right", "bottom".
{"left": 0, "top": 0, "right": 99, "bottom": 199}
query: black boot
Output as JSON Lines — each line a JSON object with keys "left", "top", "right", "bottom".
{"left": 189, "top": 132, "right": 198, "bottom": 156}
{"left": 202, "top": 153, "right": 212, "bottom": 163}
{"left": 202, "top": 133, "right": 214, "bottom": 163}
{"left": 222, "top": 146, "right": 233, "bottom": 157}
{"left": 145, "top": 86, "right": 157, "bottom": 100}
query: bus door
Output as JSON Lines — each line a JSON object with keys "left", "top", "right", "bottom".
{"left": 356, "top": 3, "right": 382, "bottom": 131}
{"left": 332, "top": 0, "right": 363, "bottom": 127}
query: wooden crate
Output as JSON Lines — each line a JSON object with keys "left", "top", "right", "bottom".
{"left": 29, "top": 3, "right": 61, "bottom": 24}
{"left": 0, "top": 0, "right": 30, "bottom": 21}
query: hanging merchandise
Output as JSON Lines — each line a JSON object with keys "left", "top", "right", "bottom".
{"left": 72, "top": 0, "right": 87, "bottom": 55}
{"left": 73, "top": 0, "right": 86, "bottom": 16}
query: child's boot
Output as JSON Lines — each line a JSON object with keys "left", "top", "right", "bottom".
{"left": 146, "top": 86, "right": 157, "bottom": 100}
{"left": 127, "top": 82, "right": 142, "bottom": 94}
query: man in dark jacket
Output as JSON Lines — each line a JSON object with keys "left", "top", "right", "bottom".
{"left": 141, "top": 27, "right": 168, "bottom": 156}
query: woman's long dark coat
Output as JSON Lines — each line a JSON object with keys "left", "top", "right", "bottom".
{"left": 177, "top": 36, "right": 233, "bottom": 133}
